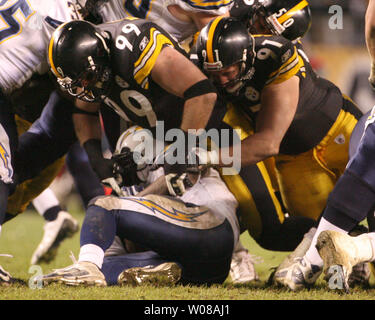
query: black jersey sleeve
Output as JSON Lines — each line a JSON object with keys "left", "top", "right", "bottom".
{"left": 254, "top": 35, "right": 304, "bottom": 86}
{"left": 109, "top": 18, "right": 178, "bottom": 89}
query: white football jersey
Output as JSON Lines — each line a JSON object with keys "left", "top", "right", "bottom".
{"left": 98, "top": 0, "right": 233, "bottom": 42}
{"left": 146, "top": 167, "right": 240, "bottom": 248}
{"left": 0, "top": 0, "right": 85, "bottom": 94}
{"left": 180, "top": 168, "right": 240, "bottom": 248}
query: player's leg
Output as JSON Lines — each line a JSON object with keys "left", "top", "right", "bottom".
{"left": 65, "top": 141, "right": 105, "bottom": 208}
{"left": 41, "top": 194, "right": 235, "bottom": 286}
{"left": 30, "top": 188, "right": 79, "bottom": 265}
{"left": 314, "top": 109, "right": 375, "bottom": 291}
{"left": 220, "top": 105, "right": 316, "bottom": 283}
{"left": 0, "top": 93, "right": 18, "bottom": 285}
{"left": 273, "top": 102, "right": 365, "bottom": 290}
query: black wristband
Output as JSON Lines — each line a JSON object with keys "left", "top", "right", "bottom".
{"left": 183, "top": 79, "right": 217, "bottom": 100}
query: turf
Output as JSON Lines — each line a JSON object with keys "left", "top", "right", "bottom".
{"left": 1, "top": 199, "right": 375, "bottom": 301}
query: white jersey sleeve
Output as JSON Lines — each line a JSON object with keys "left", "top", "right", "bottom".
{"left": 165, "top": 0, "right": 233, "bottom": 15}
{"left": 0, "top": 0, "right": 84, "bottom": 94}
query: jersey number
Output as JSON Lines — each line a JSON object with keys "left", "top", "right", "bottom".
{"left": 0, "top": 0, "right": 34, "bottom": 44}
{"left": 124, "top": 0, "right": 151, "bottom": 19}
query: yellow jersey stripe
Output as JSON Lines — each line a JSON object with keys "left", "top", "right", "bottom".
{"left": 268, "top": 47, "right": 297, "bottom": 78}
{"left": 267, "top": 54, "right": 304, "bottom": 85}
{"left": 134, "top": 30, "right": 173, "bottom": 87}
{"left": 207, "top": 16, "right": 224, "bottom": 63}
{"left": 278, "top": 0, "right": 309, "bottom": 24}
{"left": 189, "top": 0, "right": 232, "bottom": 8}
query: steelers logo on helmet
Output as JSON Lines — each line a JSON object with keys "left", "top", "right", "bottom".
{"left": 48, "top": 20, "right": 112, "bottom": 102}
{"left": 196, "top": 17, "right": 255, "bottom": 94}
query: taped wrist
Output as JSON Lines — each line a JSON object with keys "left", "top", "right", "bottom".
{"left": 183, "top": 79, "right": 217, "bottom": 100}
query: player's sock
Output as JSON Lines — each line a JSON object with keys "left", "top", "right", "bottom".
{"left": 305, "top": 217, "right": 348, "bottom": 267}
{"left": 32, "top": 188, "right": 61, "bottom": 222}
{"left": 80, "top": 205, "right": 116, "bottom": 265}
{"left": 79, "top": 244, "right": 105, "bottom": 269}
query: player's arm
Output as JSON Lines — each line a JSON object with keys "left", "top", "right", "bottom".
{"left": 151, "top": 46, "right": 217, "bottom": 131}
{"left": 221, "top": 76, "right": 300, "bottom": 167}
{"left": 366, "top": 0, "right": 375, "bottom": 88}
{"left": 72, "top": 99, "right": 115, "bottom": 182}
{"left": 190, "top": 11, "right": 230, "bottom": 30}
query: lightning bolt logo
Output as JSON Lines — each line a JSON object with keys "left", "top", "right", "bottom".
{"left": 0, "top": 142, "right": 12, "bottom": 178}
{"left": 128, "top": 198, "right": 208, "bottom": 222}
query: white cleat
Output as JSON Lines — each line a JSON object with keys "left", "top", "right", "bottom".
{"left": 230, "top": 250, "right": 261, "bottom": 284}
{"left": 118, "top": 262, "right": 181, "bottom": 287}
{"left": 31, "top": 211, "right": 79, "bottom": 265}
{"left": 273, "top": 256, "right": 322, "bottom": 291}
{"left": 41, "top": 261, "right": 107, "bottom": 287}
{"left": 316, "top": 230, "right": 374, "bottom": 293}
{"left": 271, "top": 227, "right": 321, "bottom": 290}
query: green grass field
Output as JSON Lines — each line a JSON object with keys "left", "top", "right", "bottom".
{"left": 1, "top": 197, "right": 375, "bottom": 301}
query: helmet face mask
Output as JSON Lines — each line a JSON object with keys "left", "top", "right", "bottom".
{"left": 249, "top": 5, "right": 285, "bottom": 36}
{"left": 58, "top": 64, "right": 112, "bottom": 103}
{"left": 196, "top": 17, "right": 254, "bottom": 95}
{"left": 49, "top": 20, "right": 112, "bottom": 103}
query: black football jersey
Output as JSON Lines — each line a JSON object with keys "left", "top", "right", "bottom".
{"left": 226, "top": 35, "right": 343, "bottom": 154}
{"left": 96, "top": 18, "right": 226, "bottom": 135}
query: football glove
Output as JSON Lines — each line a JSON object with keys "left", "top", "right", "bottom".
{"left": 112, "top": 147, "right": 143, "bottom": 187}
{"left": 165, "top": 173, "right": 194, "bottom": 197}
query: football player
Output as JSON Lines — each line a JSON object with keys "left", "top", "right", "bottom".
{"left": 40, "top": 126, "right": 239, "bottom": 287}
{"left": 47, "top": 18, "right": 221, "bottom": 189}
{"left": 85, "top": 0, "right": 264, "bottom": 284}
{"left": 293, "top": 0, "right": 375, "bottom": 293}
{"left": 230, "top": 0, "right": 312, "bottom": 43}
{"left": 194, "top": 17, "right": 363, "bottom": 290}
{"left": 0, "top": 0, "right": 106, "bottom": 284}
{"left": 84, "top": 0, "right": 234, "bottom": 43}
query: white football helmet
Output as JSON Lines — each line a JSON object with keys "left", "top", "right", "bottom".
{"left": 114, "top": 126, "right": 164, "bottom": 183}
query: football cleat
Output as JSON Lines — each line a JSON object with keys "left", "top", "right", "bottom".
{"left": 230, "top": 250, "right": 261, "bottom": 284}
{"left": 0, "top": 264, "right": 12, "bottom": 287}
{"left": 31, "top": 211, "right": 79, "bottom": 265}
{"left": 41, "top": 261, "right": 107, "bottom": 287}
{"left": 316, "top": 230, "right": 374, "bottom": 293}
{"left": 272, "top": 256, "right": 322, "bottom": 291}
{"left": 118, "top": 262, "right": 181, "bottom": 287}
{"left": 270, "top": 227, "right": 319, "bottom": 290}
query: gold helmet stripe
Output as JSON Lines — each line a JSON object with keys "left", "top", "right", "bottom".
{"left": 206, "top": 16, "right": 224, "bottom": 63}
{"left": 48, "top": 22, "right": 70, "bottom": 78}
{"left": 277, "top": 0, "right": 309, "bottom": 24}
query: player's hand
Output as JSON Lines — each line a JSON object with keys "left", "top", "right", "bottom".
{"left": 112, "top": 147, "right": 143, "bottom": 187}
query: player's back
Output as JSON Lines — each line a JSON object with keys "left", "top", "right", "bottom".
{"left": 0, "top": 0, "right": 84, "bottom": 95}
